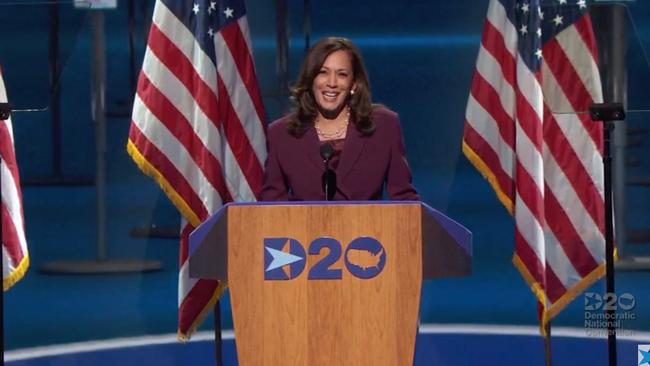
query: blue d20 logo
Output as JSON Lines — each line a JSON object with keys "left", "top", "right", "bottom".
{"left": 264, "top": 238, "right": 306, "bottom": 280}
{"left": 344, "top": 237, "right": 386, "bottom": 279}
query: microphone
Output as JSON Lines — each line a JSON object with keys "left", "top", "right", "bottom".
{"left": 320, "top": 143, "right": 334, "bottom": 162}
{"left": 320, "top": 143, "right": 336, "bottom": 201}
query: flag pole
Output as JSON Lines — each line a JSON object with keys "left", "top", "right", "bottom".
{"left": 214, "top": 301, "right": 223, "bottom": 366}
{"left": 544, "top": 321, "right": 552, "bottom": 366}
{"left": 0, "top": 102, "right": 11, "bottom": 366}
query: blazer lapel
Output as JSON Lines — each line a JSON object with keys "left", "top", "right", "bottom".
{"left": 300, "top": 126, "right": 325, "bottom": 170}
{"left": 337, "top": 123, "right": 366, "bottom": 180}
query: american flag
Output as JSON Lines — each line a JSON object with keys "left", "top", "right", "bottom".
{"left": 463, "top": 0, "right": 605, "bottom": 332}
{"left": 1, "top": 67, "right": 29, "bottom": 291}
{"left": 127, "top": 0, "right": 266, "bottom": 339}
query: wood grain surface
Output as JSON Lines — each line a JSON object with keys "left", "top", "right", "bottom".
{"left": 227, "top": 203, "right": 422, "bottom": 366}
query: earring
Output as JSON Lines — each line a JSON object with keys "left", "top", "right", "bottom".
{"left": 350, "top": 89, "right": 355, "bottom": 95}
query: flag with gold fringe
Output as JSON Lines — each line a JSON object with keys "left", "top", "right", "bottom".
{"left": 127, "top": 0, "right": 266, "bottom": 339}
{"left": 463, "top": 0, "right": 605, "bottom": 334}
{"left": 1, "top": 67, "right": 29, "bottom": 291}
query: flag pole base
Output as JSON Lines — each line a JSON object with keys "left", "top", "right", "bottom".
{"left": 39, "top": 259, "right": 162, "bottom": 274}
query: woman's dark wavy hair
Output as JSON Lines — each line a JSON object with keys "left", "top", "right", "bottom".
{"left": 287, "top": 37, "right": 376, "bottom": 137}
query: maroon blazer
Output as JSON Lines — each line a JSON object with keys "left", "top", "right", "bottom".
{"left": 260, "top": 107, "right": 420, "bottom": 201}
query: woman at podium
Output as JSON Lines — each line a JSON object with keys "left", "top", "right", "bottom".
{"left": 261, "top": 37, "right": 419, "bottom": 201}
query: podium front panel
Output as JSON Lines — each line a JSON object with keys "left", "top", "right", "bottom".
{"left": 226, "top": 203, "right": 422, "bottom": 366}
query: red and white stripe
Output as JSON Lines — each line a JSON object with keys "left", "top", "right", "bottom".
{"left": 128, "top": 0, "right": 266, "bottom": 339}
{"left": 1, "top": 68, "right": 29, "bottom": 291}
{"left": 463, "top": 0, "right": 605, "bottom": 330}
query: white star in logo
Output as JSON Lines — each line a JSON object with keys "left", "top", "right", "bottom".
{"left": 538, "top": 7, "right": 544, "bottom": 20}
{"left": 577, "top": 0, "right": 587, "bottom": 9}
{"left": 192, "top": 3, "right": 199, "bottom": 15}
{"left": 521, "top": 2, "right": 530, "bottom": 13}
{"left": 552, "top": 14, "right": 563, "bottom": 26}
{"left": 535, "top": 49, "right": 543, "bottom": 59}
{"left": 207, "top": 28, "right": 215, "bottom": 38}
{"left": 537, "top": 27, "right": 542, "bottom": 37}
{"left": 208, "top": 1, "right": 217, "bottom": 14}
{"left": 519, "top": 25, "right": 528, "bottom": 36}
{"left": 265, "top": 247, "right": 304, "bottom": 272}
{"left": 224, "top": 7, "right": 234, "bottom": 18}
{"left": 558, "top": 0, "right": 567, "bottom": 4}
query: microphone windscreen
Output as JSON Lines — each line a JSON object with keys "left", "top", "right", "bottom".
{"left": 320, "top": 143, "right": 334, "bottom": 161}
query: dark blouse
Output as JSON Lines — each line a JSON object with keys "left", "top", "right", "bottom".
{"left": 321, "top": 138, "right": 345, "bottom": 171}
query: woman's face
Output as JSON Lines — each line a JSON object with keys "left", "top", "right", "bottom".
{"left": 311, "top": 50, "right": 356, "bottom": 118}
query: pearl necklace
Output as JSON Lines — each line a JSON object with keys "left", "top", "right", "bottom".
{"left": 314, "top": 107, "right": 350, "bottom": 139}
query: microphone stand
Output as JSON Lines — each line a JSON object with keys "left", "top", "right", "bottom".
{"left": 320, "top": 143, "right": 334, "bottom": 201}
{"left": 590, "top": 102, "right": 625, "bottom": 366}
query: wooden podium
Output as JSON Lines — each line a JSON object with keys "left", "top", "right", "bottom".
{"left": 189, "top": 202, "right": 471, "bottom": 366}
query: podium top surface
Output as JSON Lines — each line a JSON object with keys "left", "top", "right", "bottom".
{"left": 188, "top": 201, "right": 471, "bottom": 259}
